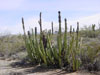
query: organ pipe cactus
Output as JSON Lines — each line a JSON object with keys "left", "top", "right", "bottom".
{"left": 70, "top": 25, "right": 72, "bottom": 35}
{"left": 57, "top": 11, "right": 62, "bottom": 67}
{"left": 22, "top": 11, "right": 82, "bottom": 71}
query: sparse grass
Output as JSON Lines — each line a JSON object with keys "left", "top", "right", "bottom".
{"left": 0, "top": 34, "right": 25, "bottom": 57}
{"left": 80, "top": 25, "right": 100, "bottom": 38}
{"left": 80, "top": 40, "right": 100, "bottom": 71}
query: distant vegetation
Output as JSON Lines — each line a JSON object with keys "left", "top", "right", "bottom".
{"left": 0, "top": 34, "right": 25, "bottom": 57}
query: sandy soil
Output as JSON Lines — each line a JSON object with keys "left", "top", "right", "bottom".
{"left": 0, "top": 57, "right": 99, "bottom": 75}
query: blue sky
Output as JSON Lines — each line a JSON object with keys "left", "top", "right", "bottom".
{"left": 0, "top": 0, "right": 100, "bottom": 34}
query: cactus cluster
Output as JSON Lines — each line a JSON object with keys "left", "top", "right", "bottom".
{"left": 22, "top": 11, "right": 82, "bottom": 71}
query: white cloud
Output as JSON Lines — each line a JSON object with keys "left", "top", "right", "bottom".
{"left": 0, "top": 13, "right": 100, "bottom": 34}
{"left": 68, "top": 13, "right": 100, "bottom": 29}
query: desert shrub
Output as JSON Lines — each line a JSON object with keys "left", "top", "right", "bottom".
{"left": 80, "top": 25, "right": 99, "bottom": 38}
{"left": 80, "top": 41, "right": 100, "bottom": 71}
{"left": 0, "top": 34, "right": 25, "bottom": 56}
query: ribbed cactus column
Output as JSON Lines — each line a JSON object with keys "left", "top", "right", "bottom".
{"left": 74, "top": 22, "right": 80, "bottom": 71}
{"left": 63, "top": 18, "right": 68, "bottom": 63}
{"left": 35, "top": 27, "right": 37, "bottom": 37}
{"left": 22, "top": 18, "right": 26, "bottom": 36}
{"left": 65, "top": 19, "right": 67, "bottom": 34}
{"left": 58, "top": 11, "right": 62, "bottom": 44}
{"left": 70, "top": 25, "right": 72, "bottom": 35}
{"left": 76, "top": 22, "right": 79, "bottom": 47}
{"left": 38, "top": 12, "right": 43, "bottom": 40}
{"left": 39, "top": 12, "right": 42, "bottom": 34}
{"left": 57, "top": 11, "right": 62, "bottom": 67}
{"left": 64, "top": 18, "right": 67, "bottom": 50}
{"left": 58, "top": 11, "right": 62, "bottom": 36}
{"left": 76, "top": 22, "right": 79, "bottom": 36}
{"left": 22, "top": 17, "right": 33, "bottom": 62}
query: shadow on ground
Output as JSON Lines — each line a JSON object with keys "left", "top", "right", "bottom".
{"left": 10, "top": 60, "right": 70, "bottom": 75}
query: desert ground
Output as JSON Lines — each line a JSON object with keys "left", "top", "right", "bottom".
{"left": 0, "top": 56, "right": 99, "bottom": 75}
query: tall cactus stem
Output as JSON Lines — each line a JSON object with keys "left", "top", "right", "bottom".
{"left": 22, "top": 17, "right": 26, "bottom": 36}
{"left": 58, "top": 11, "right": 62, "bottom": 35}
{"left": 51, "top": 22, "right": 54, "bottom": 35}
{"left": 39, "top": 12, "right": 42, "bottom": 34}
{"left": 35, "top": 27, "right": 37, "bottom": 37}
{"left": 76, "top": 22, "right": 79, "bottom": 36}
{"left": 70, "top": 25, "right": 72, "bottom": 35}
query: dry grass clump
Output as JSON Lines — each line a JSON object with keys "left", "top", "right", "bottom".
{"left": 0, "top": 34, "right": 25, "bottom": 57}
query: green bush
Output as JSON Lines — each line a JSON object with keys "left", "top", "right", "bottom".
{"left": 80, "top": 25, "right": 99, "bottom": 38}
{"left": 80, "top": 41, "right": 100, "bottom": 71}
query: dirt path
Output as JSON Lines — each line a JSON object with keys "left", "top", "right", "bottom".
{"left": 0, "top": 57, "right": 98, "bottom": 75}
